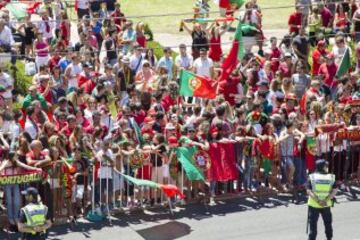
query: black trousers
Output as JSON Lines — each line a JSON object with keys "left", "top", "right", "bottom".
{"left": 308, "top": 206, "right": 333, "bottom": 240}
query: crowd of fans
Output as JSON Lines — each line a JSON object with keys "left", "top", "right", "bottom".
{"left": 0, "top": 0, "right": 359, "bottom": 233}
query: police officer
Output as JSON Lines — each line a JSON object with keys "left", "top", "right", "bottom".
{"left": 307, "top": 159, "right": 338, "bottom": 240}
{"left": 17, "top": 187, "right": 52, "bottom": 240}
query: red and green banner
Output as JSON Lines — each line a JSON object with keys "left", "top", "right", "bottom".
{"left": 335, "top": 47, "right": 351, "bottom": 78}
{"left": 348, "top": 99, "right": 360, "bottom": 106}
{"left": 207, "top": 143, "right": 238, "bottom": 181}
{"left": 314, "top": 123, "right": 345, "bottom": 136}
{"left": 219, "top": 0, "right": 245, "bottom": 9}
{"left": 336, "top": 129, "right": 360, "bottom": 141}
{"left": 179, "top": 70, "right": 216, "bottom": 99}
{"left": 218, "top": 20, "right": 245, "bottom": 82}
{"left": 0, "top": 170, "right": 42, "bottom": 185}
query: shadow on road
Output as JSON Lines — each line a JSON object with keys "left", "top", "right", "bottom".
{"left": 137, "top": 221, "right": 191, "bottom": 240}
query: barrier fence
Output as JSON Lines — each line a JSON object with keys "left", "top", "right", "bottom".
{"left": 0, "top": 132, "right": 359, "bottom": 229}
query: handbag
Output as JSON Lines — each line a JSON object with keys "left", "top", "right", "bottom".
{"left": 25, "top": 61, "right": 36, "bottom": 76}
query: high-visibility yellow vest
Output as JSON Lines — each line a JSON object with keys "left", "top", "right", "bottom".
{"left": 22, "top": 203, "right": 47, "bottom": 229}
{"left": 307, "top": 173, "right": 335, "bottom": 208}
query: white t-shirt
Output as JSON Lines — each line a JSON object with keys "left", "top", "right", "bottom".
{"left": 66, "top": 63, "right": 82, "bottom": 89}
{"left": 0, "top": 72, "right": 13, "bottom": 99}
{"left": 37, "top": 18, "right": 55, "bottom": 40}
{"left": 332, "top": 46, "right": 352, "bottom": 66}
{"left": 175, "top": 54, "right": 193, "bottom": 69}
{"left": 96, "top": 149, "right": 114, "bottom": 179}
{"left": 24, "top": 119, "right": 38, "bottom": 140}
{"left": 193, "top": 57, "right": 213, "bottom": 77}
{"left": 129, "top": 54, "right": 143, "bottom": 73}
{"left": 0, "top": 26, "right": 14, "bottom": 46}
{"left": 77, "top": 0, "right": 89, "bottom": 9}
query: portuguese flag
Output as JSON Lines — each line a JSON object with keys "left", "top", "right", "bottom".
{"left": 335, "top": 47, "right": 351, "bottom": 78}
{"left": 218, "top": 19, "right": 245, "bottom": 82}
{"left": 179, "top": 70, "right": 216, "bottom": 99}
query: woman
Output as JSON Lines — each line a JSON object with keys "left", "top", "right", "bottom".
{"left": 308, "top": 7, "right": 323, "bottom": 46}
{"left": 135, "top": 22, "right": 147, "bottom": 48}
{"left": 334, "top": 4, "right": 349, "bottom": 33}
{"left": 59, "top": 11, "right": 71, "bottom": 46}
{"left": 17, "top": 14, "right": 36, "bottom": 57}
{"left": 69, "top": 125, "right": 84, "bottom": 151}
{"left": 0, "top": 151, "right": 41, "bottom": 229}
{"left": 51, "top": 65, "right": 67, "bottom": 99}
{"left": 34, "top": 32, "right": 50, "bottom": 71}
{"left": 208, "top": 24, "right": 229, "bottom": 63}
{"left": 182, "top": 22, "right": 209, "bottom": 59}
{"left": 135, "top": 61, "right": 157, "bottom": 93}
{"left": 144, "top": 48, "right": 157, "bottom": 68}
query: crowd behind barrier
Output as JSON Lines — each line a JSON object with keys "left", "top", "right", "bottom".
{"left": 0, "top": 0, "right": 359, "bottom": 235}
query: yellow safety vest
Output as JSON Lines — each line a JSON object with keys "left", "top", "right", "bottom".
{"left": 22, "top": 203, "right": 47, "bottom": 228}
{"left": 307, "top": 173, "right": 335, "bottom": 208}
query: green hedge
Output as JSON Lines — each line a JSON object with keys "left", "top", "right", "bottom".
{"left": 147, "top": 41, "right": 178, "bottom": 60}
{"left": 11, "top": 61, "right": 32, "bottom": 96}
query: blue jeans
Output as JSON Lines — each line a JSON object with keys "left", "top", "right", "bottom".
{"left": 5, "top": 184, "right": 21, "bottom": 223}
{"left": 294, "top": 157, "right": 307, "bottom": 186}
{"left": 243, "top": 157, "right": 255, "bottom": 190}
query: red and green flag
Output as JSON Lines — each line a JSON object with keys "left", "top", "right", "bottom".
{"left": 176, "top": 146, "right": 205, "bottom": 181}
{"left": 179, "top": 70, "right": 216, "bottom": 99}
{"left": 218, "top": 19, "right": 245, "bottom": 82}
{"left": 121, "top": 173, "right": 185, "bottom": 199}
{"left": 335, "top": 47, "right": 351, "bottom": 78}
{"left": 219, "top": 0, "right": 245, "bottom": 9}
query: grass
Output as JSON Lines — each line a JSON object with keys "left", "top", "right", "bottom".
{"left": 120, "top": 0, "right": 293, "bottom": 34}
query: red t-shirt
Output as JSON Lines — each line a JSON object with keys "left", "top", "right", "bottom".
{"left": 61, "top": 124, "right": 75, "bottom": 137}
{"left": 161, "top": 95, "right": 183, "bottom": 112}
{"left": 82, "top": 80, "right": 96, "bottom": 94}
{"left": 320, "top": 7, "right": 333, "bottom": 27}
{"left": 288, "top": 12, "right": 302, "bottom": 34}
{"left": 38, "top": 85, "right": 53, "bottom": 104}
{"left": 312, "top": 48, "right": 329, "bottom": 76}
{"left": 279, "top": 62, "right": 292, "bottom": 78}
{"left": 134, "top": 110, "right": 146, "bottom": 126}
{"left": 219, "top": 76, "right": 241, "bottom": 106}
{"left": 48, "top": 56, "right": 60, "bottom": 72}
{"left": 270, "top": 47, "right": 281, "bottom": 73}
{"left": 318, "top": 63, "right": 338, "bottom": 87}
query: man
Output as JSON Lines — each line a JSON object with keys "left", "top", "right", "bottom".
{"left": 110, "top": 3, "right": 126, "bottom": 27}
{"left": 121, "top": 21, "right": 136, "bottom": 55}
{"left": 37, "top": 9, "right": 54, "bottom": 43}
{"left": 157, "top": 47, "right": 174, "bottom": 80}
{"left": 292, "top": 63, "right": 311, "bottom": 100}
{"left": 0, "top": 65, "right": 13, "bottom": 106}
{"left": 292, "top": 27, "right": 310, "bottom": 64}
{"left": 175, "top": 43, "right": 193, "bottom": 78}
{"left": 192, "top": 48, "right": 214, "bottom": 79}
{"left": 95, "top": 140, "right": 114, "bottom": 209}
{"left": 0, "top": 19, "right": 16, "bottom": 65}
{"left": 307, "top": 159, "right": 338, "bottom": 240}
{"left": 129, "top": 45, "right": 144, "bottom": 74}
{"left": 288, "top": 4, "right": 303, "bottom": 35}
{"left": 116, "top": 56, "right": 134, "bottom": 101}
{"left": 64, "top": 54, "right": 83, "bottom": 92}
{"left": 18, "top": 187, "right": 52, "bottom": 240}
{"left": 77, "top": 0, "right": 90, "bottom": 20}
{"left": 318, "top": 53, "right": 338, "bottom": 100}
{"left": 312, "top": 40, "right": 329, "bottom": 76}
{"left": 319, "top": 3, "right": 334, "bottom": 28}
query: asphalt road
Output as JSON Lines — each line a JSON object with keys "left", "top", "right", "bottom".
{"left": 2, "top": 187, "right": 360, "bottom": 240}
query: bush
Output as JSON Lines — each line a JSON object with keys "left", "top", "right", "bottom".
{"left": 147, "top": 41, "right": 178, "bottom": 60}
{"left": 144, "top": 23, "right": 154, "bottom": 42}
{"left": 10, "top": 61, "right": 33, "bottom": 96}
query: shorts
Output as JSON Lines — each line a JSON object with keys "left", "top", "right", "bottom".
{"left": 100, "top": 179, "right": 113, "bottom": 194}
{"left": 162, "top": 164, "right": 169, "bottom": 178}
{"left": 151, "top": 167, "right": 163, "bottom": 184}
{"left": 75, "top": 184, "right": 84, "bottom": 200}
{"left": 49, "top": 178, "right": 60, "bottom": 189}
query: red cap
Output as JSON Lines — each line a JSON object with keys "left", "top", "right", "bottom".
{"left": 326, "top": 53, "right": 334, "bottom": 59}
{"left": 317, "top": 40, "right": 325, "bottom": 48}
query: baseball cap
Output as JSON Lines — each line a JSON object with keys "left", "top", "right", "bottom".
{"left": 21, "top": 187, "right": 39, "bottom": 196}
